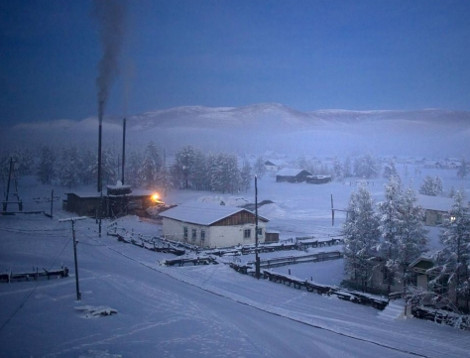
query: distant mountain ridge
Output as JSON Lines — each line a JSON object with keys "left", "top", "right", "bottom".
{"left": 125, "top": 103, "right": 470, "bottom": 130}
{"left": 3, "top": 103, "right": 470, "bottom": 157}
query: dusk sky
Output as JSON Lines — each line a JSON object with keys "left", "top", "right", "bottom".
{"left": 1, "top": 0, "right": 470, "bottom": 126}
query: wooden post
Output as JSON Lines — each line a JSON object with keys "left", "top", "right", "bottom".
{"left": 331, "top": 194, "right": 335, "bottom": 226}
{"left": 255, "top": 176, "right": 260, "bottom": 279}
{"left": 60, "top": 217, "right": 86, "bottom": 301}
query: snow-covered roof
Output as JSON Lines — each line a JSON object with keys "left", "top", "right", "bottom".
{"left": 158, "top": 202, "right": 268, "bottom": 226}
{"left": 276, "top": 168, "right": 311, "bottom": 177}
{"left": 417, "top": 195, "right": 454, "bottom": 212}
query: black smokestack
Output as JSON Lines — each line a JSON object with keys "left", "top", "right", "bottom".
{"left": 121, "top": 117, "right": 126, "bottom": 184}
{"left": 93, "top": 0, "right": 127, "bottom": 192}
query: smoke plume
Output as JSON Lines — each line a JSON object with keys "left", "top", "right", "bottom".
{"left": 93, "top": 0, "right": 127, "bottom": 121}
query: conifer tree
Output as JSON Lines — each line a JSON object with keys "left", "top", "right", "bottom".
{"left": 378, "top": 176, "right": 404, "bottom": 294}
{"left": 37, "top": 145, "right": 56, "bottom": 184}
{"left": 433, "top": 191, "right": 470, "bottom": 312}
{"left": 343, "top": 184, "right": 380, "bottom": 291}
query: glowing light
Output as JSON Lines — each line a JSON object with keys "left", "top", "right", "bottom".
{"left": 151, "top": 193, "right": 160, "bottom": 202}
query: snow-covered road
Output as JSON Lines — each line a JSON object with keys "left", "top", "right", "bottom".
{"left": 1, "top": 215, "right": 469, "bottom": 357}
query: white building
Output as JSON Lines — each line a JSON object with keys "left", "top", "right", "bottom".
{"left": 159, "top": 202, "right": 269, "bottom": 248}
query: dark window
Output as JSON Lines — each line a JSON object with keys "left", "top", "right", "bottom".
{"left": 183, "top": 227, "right": 188, "bottom": 240}
{"left": 244, "top": 229, "right": 251, "bottom": 239}
{"left": 201, "top": 230, "right": 206, "bottom": 241}
{"left": 192, "top": 228, "right": 197, "bottom": 241}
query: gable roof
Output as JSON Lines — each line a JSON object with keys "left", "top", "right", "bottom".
{"left": 417, "top": 195, "right": 454, "bottom": 212}
{"left": 158, "top": 202, "right": 268, "bottom": 226}
{"left": 276, "top": 168, "right": 312, "bottom": 177}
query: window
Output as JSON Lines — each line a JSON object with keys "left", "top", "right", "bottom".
{"left": 257, "top": 228, "right": 263, "bottom": 236}
{"left": 244, "top": 229, "right": 251, "bottom": 239}
{"left": 200, "top": 230, "right": 206, "bottom": 242}
{"left": 183, "top": 227, "right": 188, "bottom": 241}
{"left": 192, "top": 229, "right": 197, "bottom": 241}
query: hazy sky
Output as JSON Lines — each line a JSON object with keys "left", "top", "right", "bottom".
{"left": 1, "top": 0, "right": 470, "bottom": 126}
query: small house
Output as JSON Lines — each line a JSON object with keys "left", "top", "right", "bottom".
{"left": 159, "top": 202, "right": 269, "bottom": 248}
{"left": 417, "top": 195, "right": 454, "bottom": 226}
{"left": 264, "top": 160, "right": 279, "bottom": 172}
{"left": 409, "top": 256, "right": 435, "bottom": 290}
{"left": 276, "top": 168, "right": 312, "bottom": 183}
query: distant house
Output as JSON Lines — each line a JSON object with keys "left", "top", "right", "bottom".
{"left": 158, "top": 202, "right": 269, "bottom": 248}
{"left": 306, "top": 174, "right": 332, "bottom": 184}
{"left": 276, "top": 169, "right": 312, "bottom": 183}
{"left": 417, "top": 195, "right": 454, "bottom": 226}
{"left": 264, "top": 160, "right": 279, "bottom": 172}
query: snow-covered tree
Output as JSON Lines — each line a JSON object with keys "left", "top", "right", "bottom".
{"left": 342, "top": 184, "right": 380, "bottom": 291}
{"left": 333, "top": 157, "right": 344, "bottom": 180}
{"left": 207, "top": 153, "right": 240, "bottom": 193}
{"left": 353, "top": 154, "right": 379, "bottom": 179}
{"left": 172, "top": 146, "right": 200, "bottom": 189}
{"left": 457, "top": 159, "right": 468, "bottom": 179}
{"left": 419, "top": 175, "right": 443, "bottom": 196}
{"left": 432, "top": 191, "right": 470, "bottom": 312}
{"left": 396, "top": 188, "right": 428, "bottom": 295}
{"left": 343, "top": 157, "right": 353, "bottom": 178}
{"left": 57, "top": 146, "right": 81, "bottom": 188}
{"left": 79, "top": 149, "right": 96, "bottom": 186}
{"left": 139, "top": 142, "right": 162, "bottom": 188}
{"left": 101, "top": 148, "right": 118, "bottom": 186}
{"left": 239, "top": 159, "right": 252, "bottom": 192}
{"left": 37, "top": 145, "right": 56, "bottom": 184}
{"left": 253, "top": 156, "right": 266, "bottom": 179}
{"left": 383, "top": 160, "right": 398, "bottom": 180}
{"left": 377, "top": 176, "right": 404, "bottom": 294}
{"left": 125, "top": 150, "right": 143, "bottom": 187}
{"left": 154, "top": 165, "right": 172, "bottom": 195}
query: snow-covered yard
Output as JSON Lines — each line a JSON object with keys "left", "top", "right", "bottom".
{"left": 1, "top": 165, "right": 469, "bottom": 357}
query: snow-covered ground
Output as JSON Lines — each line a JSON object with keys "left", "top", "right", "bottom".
{"left": 1, "top": 164, "right": 469, "bottom": 357}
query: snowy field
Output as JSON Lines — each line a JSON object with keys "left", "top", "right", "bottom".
{"left": 1, "top": 164, "right": 469, "bottom": 357}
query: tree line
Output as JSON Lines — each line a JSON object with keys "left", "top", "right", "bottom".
{"left": 0, "top": 144, "right": 253, "bottom": 194}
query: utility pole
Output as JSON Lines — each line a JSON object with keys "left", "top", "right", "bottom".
{"left": 60, "top": 217, "right": 87, "bottom": 301}
{"left": 255, "top": 176, "right": 260, "bottom": 279}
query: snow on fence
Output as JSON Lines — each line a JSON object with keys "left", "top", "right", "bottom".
{"left": 412, "top": 306, "right": 470, "bottom": 331}
{"left": 229, "top": 262, "right": 389, "bottom": 311}
{"left": 249, "top": 251, "right": 343, "bottom": 269}
{"left": 0, "top": 267, "right": 69, "bottom": 283}
{"left": 161, "top": 256, "right": 218, "bottom": 267}
{"left": 107, "top": 225, "right": 186, "bottom": 256}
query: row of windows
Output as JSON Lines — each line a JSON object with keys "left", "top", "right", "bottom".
{"left": 183, "top": 227, "right": 205, "bottom": 242}
{"left": 183, "top": 227, "right": 263, "bottom": 241}
{"left": 243, "top": 228, "right": 263, "bottom": 239}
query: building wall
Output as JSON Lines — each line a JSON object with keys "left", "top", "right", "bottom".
{"left": 162, "top": 218, "right": 267, "bottom": 248}
{"left": 424, "top": 209, "right": 444, "bottom": 226}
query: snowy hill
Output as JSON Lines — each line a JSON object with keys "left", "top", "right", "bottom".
{"left": 2, "top": 103, "right": 470, "bottom": 157}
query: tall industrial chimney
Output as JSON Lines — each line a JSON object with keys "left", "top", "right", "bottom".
{"left": 97, "top": 100, "right": 104, "bottom": 193}
{"left": 121, "top": 117, "right": 126, "bottom": 184}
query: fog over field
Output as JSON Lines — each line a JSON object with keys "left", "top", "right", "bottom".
{"left": 3, "top": 103, "right": 470, "bottom": 159}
